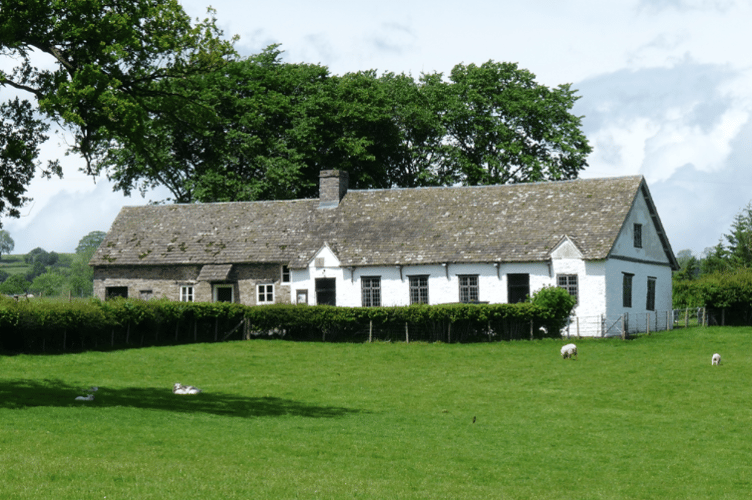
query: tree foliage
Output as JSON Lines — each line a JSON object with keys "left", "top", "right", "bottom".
{"left": 2, "top": 2, "right": 592, "bottom": 212}
{"left": 75, "top": 230, "right": 106, "bottom": 255}
{"left": 0, "top": 230, "right": 14, "bottom": 259}
{"left": 54, "top": 45, "right": 592, "bottom": 203}
{"left": 0, "top": 0, "right": 237, "bottom": 218}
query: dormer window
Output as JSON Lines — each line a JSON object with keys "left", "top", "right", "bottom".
{"left": 281, "top": 265, "right": 290, "bottom": 283}
{"left": 633, "top": 223, "right": 642, "bottom": 248}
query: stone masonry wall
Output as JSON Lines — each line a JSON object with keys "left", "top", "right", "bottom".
{"left": 93, "top": 264, "right": 291, "bottom": 305}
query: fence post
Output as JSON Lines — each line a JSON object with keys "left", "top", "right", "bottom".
{"left": 647, "top": 313, "right": 650, "bottom": 335}
{"left": 576, "top": 316, "right": 580, "bottom": 339}
{"left": 684, "top": 308, "right": 689, "bottom": 328}
{"left": 666, "top": 310, "right": 670, "bottom": 331}
{"left": 448, "top": 322, "right": 451, "bottom": 344}
{"left": 405, "top": 323, "right": 409, "bottom": 344}
{"left": 530, "top": 320, "right": 534, "bottom": 340}
{"left": 369, "top": 320, "right": 373, "bottom": 343}
{"left": 621, "top": 315, "right": 625, "bottom": 340}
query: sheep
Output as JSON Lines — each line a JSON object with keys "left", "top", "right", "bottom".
{"left": 75, "top": 394, "right": 94, "bottom": 401}
{"left": 561, "top": 343, "right": 577, "bottom": 360}
{"left": 173, "top": 383, "right": 202, "bottom": 395}
{"left": 712, "top": 353, "right": 721, "bottom": 366}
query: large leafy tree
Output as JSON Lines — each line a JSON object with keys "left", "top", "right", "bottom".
{"left": 0, "top": 0, "right": 236, "bottom": 216}
{"left": 436, "top": 61, "right": 592, "bottom": 185}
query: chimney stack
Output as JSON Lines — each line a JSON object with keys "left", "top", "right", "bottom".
{"left": 319, "top": 170, "right": 349, "bottom": 209}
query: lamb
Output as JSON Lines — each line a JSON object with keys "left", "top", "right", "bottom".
{"left": 712, "top": 353, "right": 721, "bottom": 365}
{"left": 561, "top": 343, "right": 577, "bottom": 360}
{"left": 173, "top": 383, "right": 202, "bottom": 395}
{"left": 75, "top": 394, "right": 94, "bottom": 401}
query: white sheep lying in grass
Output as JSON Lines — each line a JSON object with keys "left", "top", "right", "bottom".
{"left": 712, "top": 353, "right": 721, "bottom": 365}
{"left": 561, "top": 343, "right": 577, "bottom": 360}
{"left": 173, "top": 383, "right": 202, "bottom": 395}
{"left": 75, "top": 394, "right": 94, "bottom": 401}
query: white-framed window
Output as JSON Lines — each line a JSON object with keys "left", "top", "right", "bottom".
{"left": 257, "top": 284, "right": 274, "bottom": 304}
{"left": 281, "top": 265, "right": 290, "bottom": 284}
{"left": 557, "top": 274, "right": 578, "bottom": 304}
{"left": 361, "top": 277, "right": 381, "bottom": 307}
{"left": 213, "top": 284, "right": 234, "bottom": 303}
{"left": 180, "top": 286, "right": 194, "bottom": 302}
{"left": 458, "top": 275, "right": 479, "bottom": 303}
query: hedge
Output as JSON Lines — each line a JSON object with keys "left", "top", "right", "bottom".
{"left": 0, "top": 289, "right": 574, "bottom": 353}
{"left": 673, "top": 269, "right": 752, "bottom": 325}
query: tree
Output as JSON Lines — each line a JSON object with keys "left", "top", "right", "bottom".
{"left": 0, "top": 274, "right": 30, "bottom": 295}
{"left": 0, "top": 98, "right": 60, "bottom": 221}
{"left": 76, "top": 231, "right": 107, "bottom": 255}
{"left": 98, "top": 49, "right": 592, "bottom": 203}
{"left": 0, "top": 0, "right": 237, "bottom": 218}
{"left": 24, "top": 247, "right": 57, "bottom": 266}
{"left": 437, "top": 61, "right": 592, "bottom": 185}
{"left": 0, "top": 229, "right": 14, "bottom": 260}
{"left": 674, "top": 249, "right": 700, "bottom": 281}
{"left": 31, "top": 269, "right": 67, "bottom": 297}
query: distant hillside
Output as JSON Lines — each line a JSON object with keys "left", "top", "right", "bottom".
{"left": 0, "top": 255, "right": 31, "bottom": 276}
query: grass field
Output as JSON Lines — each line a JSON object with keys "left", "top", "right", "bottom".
{"left": 0, "top": 254, "right": 31, "bottom": 276}
{"left": 1, "top": 327, "right": 750, "bottom": 499}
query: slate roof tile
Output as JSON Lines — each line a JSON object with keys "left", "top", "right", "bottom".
{"left": 91, "top": 176, "right": 650, "bottom": 268}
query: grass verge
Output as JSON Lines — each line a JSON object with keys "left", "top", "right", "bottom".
{"left": 0, "top": 327, "right": 750, "bottom": 499}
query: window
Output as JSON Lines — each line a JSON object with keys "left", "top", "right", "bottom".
{"left": 213, "top": 284, "right": 234, "bottom": 303}
{"left": 296, "top": 289, "right": 308, "bottom": 305}
{"left": 105, "top": 286, "right": 128, "bottom": 300}
{"left": 507, "top": 274, "right": 530, "bottom": 304}
{"left": 634, "top": 223, "right": 642, "bottom": 248}
{"left": 257, "top": 284, "right": 274, "bottom": 304}
{"left": 557, "top": 275, "right": 578, "bottom": 304}
{"left": 315, "top": 278, "right": 336, "bottom": 306}
{"left": 180, "top": 286, "right": 194, "bottom": 302}
{"left": 139, "top": 290, "right": 153, "bottom": 300}
{"left": 623, "top": 273, "right": 633, "bottom": 308}
{"left": 361, "top": 277, "right": 381, "bottom": 307}
{"left": 646, "top": 277, "right": 656, "bottom": 311}
{"left": 459, "top": 275, "right": 479, "bottom": 303}
{"left": 281, "top": 265, "right": 290, "bottom": 283}
{"left": 409, "top": 276, "right": 429, "bottom": 304}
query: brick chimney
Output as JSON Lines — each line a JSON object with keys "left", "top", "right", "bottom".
{"left": 319, "top": 170, "right": 349, "bottom": 209}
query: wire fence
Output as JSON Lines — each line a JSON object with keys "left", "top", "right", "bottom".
{"left": 559, "top": 308, "right": 709, "bottom": 339}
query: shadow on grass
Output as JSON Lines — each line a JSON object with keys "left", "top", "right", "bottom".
{"left": 0, "top": 379, "right": 362, "bottom": 419}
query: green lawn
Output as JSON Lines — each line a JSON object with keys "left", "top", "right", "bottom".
{"left": 1, "top": 328, "right": 750, "bottom": 499}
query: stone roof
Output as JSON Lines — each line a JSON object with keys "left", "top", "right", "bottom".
{"left": 91, "top": 176, "right": 667, "bottom": 268}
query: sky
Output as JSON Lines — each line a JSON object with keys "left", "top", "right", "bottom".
{"left": 2, "top": 0, "right": 751, "bottom": 256}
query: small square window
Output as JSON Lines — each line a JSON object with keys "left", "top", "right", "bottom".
{"left": 557, "top": 275, "right": 578, "bottom": 304}
{"left": 180, "top": 286, "right": 194, "bottom": 302}
{"left": 257, "top": 284, "right": 274, "bottom": 304}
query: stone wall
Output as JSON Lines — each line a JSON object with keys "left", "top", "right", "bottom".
{"left": 93, "top": 263, "right": 291, "bottom": 305}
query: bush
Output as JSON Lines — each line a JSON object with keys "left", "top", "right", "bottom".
{"left": 530, "top": 286, "right": 577, "bottom": 336}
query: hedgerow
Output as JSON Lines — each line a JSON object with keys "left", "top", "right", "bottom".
{"left": 0, "top": 295, "right": 573, "bottom": 353}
